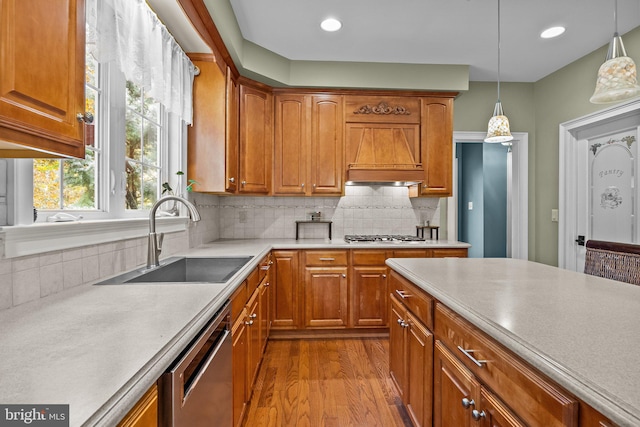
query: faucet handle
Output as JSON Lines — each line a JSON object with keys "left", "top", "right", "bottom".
{"left": 157, "top": 233, "right": 165, "bottom": 251}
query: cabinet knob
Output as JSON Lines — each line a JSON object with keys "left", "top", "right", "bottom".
{"left": 241, "top": 180, "right": 246, "bottom": 186}
{"left": 245, "top": 320, "right": 254, "bottom": 326}
{"left": 471, "top": 410, "right": 486, "bottom": 421}
{"left": 461, "top": 398, "right": 475, "bottom": 409}
{"left": 250, "top": 313, "right": 257, "bottom": 319}
{"left": 76, "top": 112, "right": 94, "bottom": 124}
{"left": 342, "top": 273, "right": 347, "bottom": 278}
{"left": 229, "top": 177, "right": 235, "bottom": 183}
{"left": 301, "top": 183, "right": 305, "bottom": 188}
{"left": 313, "top": 184, "right": 316, "bottom": 188}
{"left": 382, "top": 274, "right": 387, "bottom": 278}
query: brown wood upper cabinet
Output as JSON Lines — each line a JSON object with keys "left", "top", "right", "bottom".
{"left": 239, "top": 80, "right": 272, "bottom": 194}
{"left": 414, "top": 97, "right": 454, "bottom": 196}
{"left": 273, "top": 93, "right": 344, "bottom": 195}
{"left": 0, "top": 0, "right": 86, "bottom": 158}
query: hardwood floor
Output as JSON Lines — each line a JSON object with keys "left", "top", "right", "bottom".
{"left": 243, "top": 338, "right": 413, "bottom": 427}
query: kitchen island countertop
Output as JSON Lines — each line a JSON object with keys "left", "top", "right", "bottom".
{"left": 0, "top": 238, "right": 467, "bottom": 427}
{"left": 386, "top": 257, "right": 640, "bottom": 427}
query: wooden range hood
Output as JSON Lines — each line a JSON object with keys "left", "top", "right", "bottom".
{"left": 345, "top": 123, "right": 424, "bottom": 186}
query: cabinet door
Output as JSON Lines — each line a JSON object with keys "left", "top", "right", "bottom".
{"left": 226, "top": 68, "right": 239, "bottom": 193}
{"left": 434, "top": 341, "right": 480, "bottom": 427}
{"left": 232, "top": 312, "right": 248, "bottom": 427}
{"left": 117, "top": 384, "right": 158, "bottom": 427}
{"left": 389, "top": 295, "right": 407, "bottom": 400}
{"left": 246, "top": 291, "right": 260, "bottom": 389}
{"left": 0, "top": 0, "right": 85, "bottom": 158}
{"left": 239, "top": 84, "right": 272, "bottom": 194}
{"left": 303, "top": 266, "right": 348, "bottom": 328}
{"left": 259, "top": 278, "right": 270, "bottom": 354}
{"left": 187, "top": 59, "right": 227, "bottom": 192}
{"left": 419, "top": 97, "right": 454, "bottom": 196}
{"left": 309, "top": 95, "right": 344, "bottom": 195}
{"left": 271, "top": 251, "right": 300, "bottom": 329}
{"left": 478, "top": 388, "right": 526, "bottom": 427}
{"left": 273, "top": 94, "right": 309, "bottom": 195}
{"left": 351, "top": 266, "right": 388, "bottom": 327}
{"left": 406, "top": 312, "right": 434, "bottom": 427}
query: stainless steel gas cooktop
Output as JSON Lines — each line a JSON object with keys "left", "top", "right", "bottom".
{"left": 343, "top": 234, "right": 425, "bottom": 243}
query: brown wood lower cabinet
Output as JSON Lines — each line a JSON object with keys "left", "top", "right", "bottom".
{"left": 232, "top": 308, "right": 248, "bottom": 427}
{"left": 389, "top": 287, "right": 433, "bottom": 427}
{"left": 303, "top": 250, "right": 349, "bottom": 328}
{"left": 386, "top": 266, "right": 619, "bottom": 427}
{"left": 434, "top": 340, "right": 524, "bottom": 427}
{"left": 117, "top": 384, "right": 158, "bottom": 427}
{"left": 271, "top": 250, "right": 300, "bottom": 329}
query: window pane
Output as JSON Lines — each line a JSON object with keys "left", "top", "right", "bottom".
{"left": 86, "top": 51, "right": 98, "bottom": 87}
{"left": 63, "top": 150, "right": 97, "bottom": 209}
{"left": 125, "top": 161, "right": 142, "bottom": 210}
{"left": 142, "top": 167, "right": 159, "bottom": 209}
{"left": 143, "top": 120, "right": 159, "bottom": 165}
{"left": 125, "top": 112, "right": 142, "bottom": 161}
{"left": 34, "top": 160, "right": 61, "bottom": 210}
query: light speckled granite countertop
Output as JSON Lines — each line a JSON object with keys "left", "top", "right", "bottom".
{"left": 0, "top": 238, "right": 467, "bottom": 427}
{"left": 387, "top": 257, "right": 640, "bottom": 427}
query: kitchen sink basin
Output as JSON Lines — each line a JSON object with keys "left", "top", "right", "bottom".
{"left": 97, "top": 256, "right": 253, "bottom": 285}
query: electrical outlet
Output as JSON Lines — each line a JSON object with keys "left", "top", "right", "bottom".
{"left": 551, "top": 209, "right": 559, "bottom": 222}
{"left": 468, "top": 201, "right": 473, "bottom": 210}
{"left": 239, "top": 210, "right": 247, "bottom": 223}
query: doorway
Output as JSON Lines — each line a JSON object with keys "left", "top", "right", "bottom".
{"left": 559, "top": 99, "right": 640, "bottom": 272}
{"left": 447, "top": 131, "right": 528, "bottom": 259}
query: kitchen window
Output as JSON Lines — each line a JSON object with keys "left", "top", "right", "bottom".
{"left": 31, "top": 59, "right": 173, "bottom": 222}
{"left": 0, "top": 0, "right": 196, "bottom": 258}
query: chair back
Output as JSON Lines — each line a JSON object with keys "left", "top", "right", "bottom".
{"left": 584, "top": 240, "right": 640, "bottom": 285}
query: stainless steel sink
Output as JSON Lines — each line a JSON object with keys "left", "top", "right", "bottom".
{"left": 97, "top": 256, "right": 253, "bottom": 284}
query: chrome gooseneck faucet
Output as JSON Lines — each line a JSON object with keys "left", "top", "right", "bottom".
{"left": 147, "top": 195, "right": 201, "bottom": 269}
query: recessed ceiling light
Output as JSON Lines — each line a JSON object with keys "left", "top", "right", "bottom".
{"left": 540, "top": 26, "right": 566, "bottom": 39}
{"left": 321, "top": 18, "right": 342, "bottom": 32}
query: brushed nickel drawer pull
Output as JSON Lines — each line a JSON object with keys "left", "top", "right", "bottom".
{"left": 457, "top": 346, "right": 488, "bottom": 367}
{"left": 472, "top": 410, "right": 486, "bottom": 421}
{"left": 395, "top": 289, "right": 412, "bottom": 299}
{"left": 461, "top": 398, "right": 475, "bottom": 409}
{"left": 319, "top": 257, "right": 335, "bottom": 261}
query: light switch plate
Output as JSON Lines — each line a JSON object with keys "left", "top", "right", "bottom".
{"left": 468, "top": 201, "right": 473, "bottom": 210}
{"left": 551, "top": 209, "right": 559, "bottom": 222}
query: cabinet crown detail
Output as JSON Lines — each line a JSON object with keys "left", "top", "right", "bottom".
{"left": 353, "top": 102, "right": 412, "bottom": 116}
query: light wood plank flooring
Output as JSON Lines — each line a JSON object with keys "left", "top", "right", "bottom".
{"left": 243, "top": 338, "right": 413, "bottom": 427}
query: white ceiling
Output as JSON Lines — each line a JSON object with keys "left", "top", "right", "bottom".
{"left": 152, "top": 0, "right": 640, "bottom": 83}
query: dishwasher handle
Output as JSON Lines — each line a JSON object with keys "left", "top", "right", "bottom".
{"left": 181, "top": 328, "right": 230, "bottom": 404}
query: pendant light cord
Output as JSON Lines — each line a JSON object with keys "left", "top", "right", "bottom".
{"left": 497, "top": 0, "right": 501, "bottom": 101}
{"left": 614, "top": 0, "right": 618, "bottom": 35}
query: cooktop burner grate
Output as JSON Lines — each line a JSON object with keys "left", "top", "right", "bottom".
{"left": 344, "top": 234, "right": 425, "bottom": 243}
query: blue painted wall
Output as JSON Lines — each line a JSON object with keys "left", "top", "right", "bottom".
{"left": 457, "top": 143, "right": 508, "bottom": 258}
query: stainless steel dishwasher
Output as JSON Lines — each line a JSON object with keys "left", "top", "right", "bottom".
{"left": 161, "top": 302, "right": 232, "bottom": 427}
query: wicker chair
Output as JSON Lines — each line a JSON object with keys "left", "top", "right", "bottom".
{"left": 584, "top": 240, "right": 640, "bottom": 285}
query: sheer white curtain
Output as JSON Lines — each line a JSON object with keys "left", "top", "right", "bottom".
{"left": 86, "top": 0, "right": 196, "bottom": 124}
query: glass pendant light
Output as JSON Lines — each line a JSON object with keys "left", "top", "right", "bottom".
{"left": 485, "top": 0, "right": 513, "bottom": 143}
{"left": 590, "top": 0, "right": 640, "bottom": 104}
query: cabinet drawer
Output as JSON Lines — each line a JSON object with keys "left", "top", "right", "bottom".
{"left": 435, "top": 304, "right": 578, "bottom": 427}
{"left": 389, "top": 271, "right": 433, "bottom": 330}
{"left": 392, "top": 249, "right": 429, "bottom": 258}
{"left": 304, "top": 250, "right": 348, "bottom": 266}
{"left": 230, "top": 280, "right": 248, "bottom": 323}
{"left": 258, "top": 254, "right": 272, "bottom": 281}
{"left": 430, "top": 248, "right": 468, "bottom": 258}
{"left": 351, "top": 249, "right": 388, "bottom": 265}
{"left": 247, "top": 267, "right": 260, "bottom": 296}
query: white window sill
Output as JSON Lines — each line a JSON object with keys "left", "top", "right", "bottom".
{"left": 0, "top": 217, "right": 189, "bottom": 259}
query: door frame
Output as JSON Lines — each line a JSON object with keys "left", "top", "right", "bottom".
{"left": 447, "top": 131, "right": 528, "bottom": 259}
{"left": 558, "top": 98, "right": 640, "bottom": 270}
